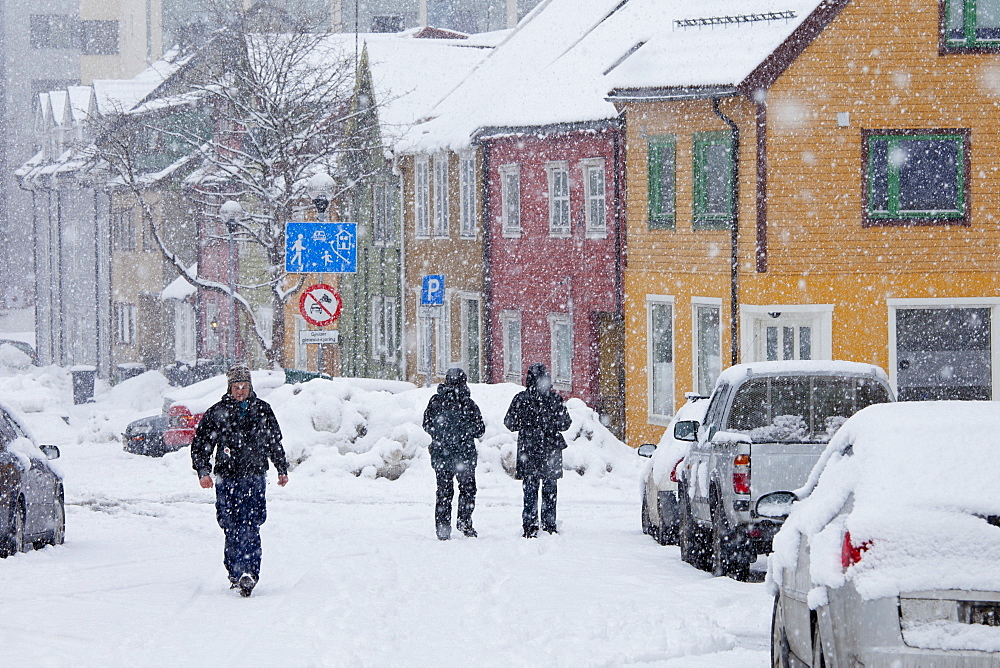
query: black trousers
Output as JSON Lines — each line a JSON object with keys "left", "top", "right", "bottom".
{"left": 435, "top": 463, "right": 476, "bottom": 529}
{"left": 522, "top": 476, "right": 557, "bottom": 531}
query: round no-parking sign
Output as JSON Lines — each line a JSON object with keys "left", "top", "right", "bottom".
{"left": 299, "top": 284, "right": 343, "bottom": 327}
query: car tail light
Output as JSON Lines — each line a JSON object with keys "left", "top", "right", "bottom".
{"left": 841, "top": 530, "right": 870, "bottom": 570}
{"left": 168, "top": 405, "right": 201, "bottom": 429}
{"left": 669, "top": 459, "right": 682, "bottom": 483}
{"left": 732, "top": 453, "right": 750, "bottom": 495}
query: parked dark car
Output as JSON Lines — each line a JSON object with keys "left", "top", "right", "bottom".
{"left": 123, "top": 414, "right": 173, "bottom": 457}
{"left": 0, "top": 339, "right": 39, "bottom": 365}
{"left": 0, "top": 401, "right": 65, "bottom": 556}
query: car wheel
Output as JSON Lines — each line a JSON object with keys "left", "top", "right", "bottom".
{"left": 771, "top": 595, "right": 796, "bottom": 668}
{"left": 641, "top": 492, "right": 654, "bottom": 537}
{"left": 657, "top": 492, "right": 678, "bottom": 545}
{"left": 710, "top": 497, "right": 751, "bottom": 581}
{"left": 49, "top": 488, "right": 65, "bottom": 546}
{"left": 811, "top": 618, "right": 828, "bottom": 668}
{"left": 679, "top": 486, "right": 709, "bottom": 569}
{"left": 0, "top": 499, "right": 26, "bottom": 557}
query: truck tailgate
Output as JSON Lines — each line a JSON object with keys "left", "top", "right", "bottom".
{"left": 750, "top": 442, "right": 827, "bottom": 504}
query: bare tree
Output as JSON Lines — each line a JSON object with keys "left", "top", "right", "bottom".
{"left": 91, "top": 4, "right": 384, "bottom": 368}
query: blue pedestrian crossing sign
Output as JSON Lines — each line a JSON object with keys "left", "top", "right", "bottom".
{"left": 421, "top": 275, "right": 445, "bottom": 305}
{"left": 285, "top": 222, "right": 357, "bottom": 274}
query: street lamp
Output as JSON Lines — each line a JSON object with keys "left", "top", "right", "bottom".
{"left": 305, "top": 171, "right": 334, "bottom": 374}
{"left": 220, "top": 199, "right": 244, "bottom": 366}
{"left": 307, "top": 171, "right": 335, "bottom": 223}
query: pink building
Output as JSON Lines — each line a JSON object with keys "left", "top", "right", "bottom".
{"left": 484, "top": 122, "right": 625, "bottom": 434}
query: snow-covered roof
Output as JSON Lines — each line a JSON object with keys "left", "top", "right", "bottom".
{"left": 160, "top": 263, "right": 198, "bottom": 301}
{"left": 605, "top": 0, "right": 825, "bottom": 96}
{"left": 92, "top": 47, "right": 191, "bottom": 115}
{"left": 67, "top": 86, "right": 93, "bottom": 123}
{"left": 398, "top": 0, "right": 827, "bottom": 153}
{"left": 307, "top": 32, "right": 491, "bottom": 148}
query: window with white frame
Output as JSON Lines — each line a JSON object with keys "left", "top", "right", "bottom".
{"left": 415, "top": 157, "right": 430, "bottom": 238}
{"left": 499, "top": 164, "right": 521, "bottom": 237}
{"left": 742, "top": 305, "right": 833, "bottom": 363}
{"left": 114, "top": 302, "right": 137, "bottom": 345}
{"left": 647, "top": 297, "right": 674, "bottom": 421}
{"left": 372, "top": 297, "right": 397, "bottom": 361}
{"left": 460, "top": 294, "right": 482, "bottom": 382}
{"left": 546, "top": 161, "right": 570, "bottom": 237}
{"left": 112, "top": 208, "right": 135, "bottom": 251}
{"left": 582, "top": 158, "right": 607, "bottom": 237}
{"left": 174, "top": 300, "right": 196, "bottom": 363}
{"left": 293, "top": 316, "right": 308, "bottom": 369}
{"left": 692, "top": 300, "right": 722, "bottom": 397}
{"left": 501, "top": 310, "right": 522, "bottom": 380}
{"left": 459, "top": 153, "right": 477, "bottom": 238}
{"left": 433, "top": 153, "right": 449, "bottom": 237}
{"left": 374, "top": 180, "right": 398, "bottom": 245}
{"left": 417, "top": 310, "right": 435, "bottom": 373}
{"left": 435, "top": 302, "right": 451, "bottom": 375}
{"left": 548, "top": 313, "right": 573, "bottom": 387}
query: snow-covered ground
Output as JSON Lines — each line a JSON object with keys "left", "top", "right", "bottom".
{"left": 0, "top": 355, "right": 773, "bottom": 666}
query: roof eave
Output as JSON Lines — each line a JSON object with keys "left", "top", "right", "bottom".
{"left": 605, "top": 85, "right": 739, "bottom": 103}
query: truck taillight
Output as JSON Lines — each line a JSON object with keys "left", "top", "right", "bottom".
{"left": 841, "top": 531, "right": 870, "bottom": 570}
{"left": 669, "top": 459, "right": 682, "bottom": 483}
{"left": 732, "top": 453, "right": 750, "bottom": 495}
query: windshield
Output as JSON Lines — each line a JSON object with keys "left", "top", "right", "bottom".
{"left": 726, "top": 375, "right": 891, "bottom": 443}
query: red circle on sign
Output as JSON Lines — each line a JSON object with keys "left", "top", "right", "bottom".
{"left": 299, "top": 284, "right": 343, "bottom": 327}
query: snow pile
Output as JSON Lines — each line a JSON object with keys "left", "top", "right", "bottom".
{"left": 0, "top": 364, "right": 72, "bottom": 414}
{"left": 63, "top": 370, "right": 640, "bottom": 484}
{"left": 0, "top": 342, "right": 32, "bottom": 370}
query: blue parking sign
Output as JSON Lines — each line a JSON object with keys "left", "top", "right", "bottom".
{"left": 286, "top": 222, "right": 357, "bottom": 273}
{"left": 421, "top": 275, "right": 445, "bottom": 305}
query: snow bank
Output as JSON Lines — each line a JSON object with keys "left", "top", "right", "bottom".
{"left": 0, "top": 365, "right": 638, "bottom": 485}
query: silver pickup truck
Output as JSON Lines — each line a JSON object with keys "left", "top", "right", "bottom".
{"left": 674, "top": 360, "right": 893, "bottom": 581}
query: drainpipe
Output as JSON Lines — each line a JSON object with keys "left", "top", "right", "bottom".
{"left": 481, "top": 142, "right": 493, "bottom": 382}
{"left": 713, "top": 97, "right": 740, "bottom": 367}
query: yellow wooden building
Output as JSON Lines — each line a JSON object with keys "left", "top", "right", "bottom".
{"left": 608, "top": 0, "right": 1000, "bottom": 446}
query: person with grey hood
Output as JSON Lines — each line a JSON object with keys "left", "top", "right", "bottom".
{"left": 504, "top": 363, "right": 572, "bottom": 538}
{"left": 191, "top": 364, "right": 289, "bottom": 596}
{"left": 422, "top": 368, "right": 485, "bottom": 540}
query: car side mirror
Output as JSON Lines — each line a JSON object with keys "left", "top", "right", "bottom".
{"left": 756, "top": 491, "right": 797, "bottom": 519}
{"left": 636, "top": 443, "right": 656, "bottom": 458}
{"left": 673, "top": 420, "right": 699, "bottom": 442}
{"left": 39, "top": 445, "right": 60, "bottom": 460}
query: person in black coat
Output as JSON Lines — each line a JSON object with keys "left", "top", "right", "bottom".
{"left": 191, "top": 365, "right": 289, "bottom": 596}
{"left": 422, "top": 367, "right": 485, "bottom": 540}
{"left": 504, "top": 363, "right": 572, "bottom": 538}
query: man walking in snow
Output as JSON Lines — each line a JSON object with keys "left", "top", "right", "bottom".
{"left": 504, "top": 363, "right": 572, "bottom": 538}
{"left": 191, "top": 364, "right": 289, "bottom": 596}
{"left": 423, "top": 367, "right": 485, "bottom": 540}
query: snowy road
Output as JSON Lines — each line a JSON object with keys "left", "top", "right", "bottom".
{"left": 1, "top": 439, "right": 772, "bottom": 667}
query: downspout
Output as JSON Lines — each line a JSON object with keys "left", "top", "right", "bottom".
{"left": 712, "top": 97, "right": 740, "bottom": 366}
{"left": 611, "top": 120, "right": 626, "bottom": 437}
{"left": 481, "top": 142, "right": 493, "bottom": 383}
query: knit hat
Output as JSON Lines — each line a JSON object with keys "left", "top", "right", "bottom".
{"left": 226, "top": 364, "right": 252, "bottom": 387}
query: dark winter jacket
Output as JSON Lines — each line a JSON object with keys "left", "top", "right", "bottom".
{"left": 422, "top": 369, "right": 485, "bottom": 473}
{"left": 504, "top": 363, "right": 572, "bottom": 480}
{"left": 191, "top": 391, "right": 288, "bottom": 479}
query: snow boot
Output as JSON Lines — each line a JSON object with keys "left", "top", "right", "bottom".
{"left": 238, "top": 572, "right": 256, "bottom": 597}
{"left": 436, "top": 524, "right": 451, "bottom": 541}
{"left": 457, "top": 521, "right": 477, "bottom": 538}
{"left": 523, "top": 525, "right": 538, "bottom": 539}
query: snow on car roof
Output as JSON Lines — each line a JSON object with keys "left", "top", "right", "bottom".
{"left": 770, "top": 401, "right": 1000, "bottom": 603}
{"left": 715, "top": 360, "right": 888, "bottom": 388}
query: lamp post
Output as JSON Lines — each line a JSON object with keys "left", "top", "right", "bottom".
{"left": 306, "top": 172, "right": 335, "bottom": 374}
{"left": 220, "top": 199, "right": 244, "bottom": 367}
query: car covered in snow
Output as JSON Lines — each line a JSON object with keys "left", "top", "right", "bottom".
{"left": 767, "top": 401, "right": 1000, "bottom": 666}
{"left": 0, "top": 401, "right": 64, "bottom": 556}
{"left": 637, "top": 394, "right": 710, "bottom": 545}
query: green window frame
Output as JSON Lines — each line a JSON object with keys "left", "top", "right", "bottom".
{"left": 647, "top": 136, "right": 676, "bottom": 229}
{"left": 863, "top": 129, "right": 969, "bottom": 226}
{"left": 944, "top": 0, "right": 1000, "bottom": 49}
{"left": 692, "top": 131, "right": 734, "bottom": 230}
